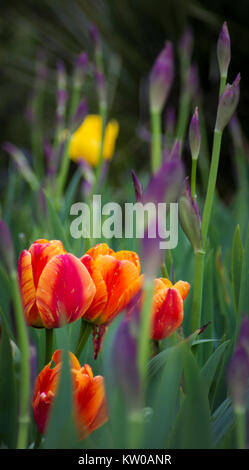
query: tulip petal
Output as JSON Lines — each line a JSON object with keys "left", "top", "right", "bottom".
{"left": 29, "top": 239, "right": 66, "bottom": 288}
{"left": 114, "top": 250, "right": 141, "bottom": 273}
{"left": 151, "top": 287, "right": 183, "bottom": 340}
{"left": 36, "top": 253, "right": 96, "bottom": 328}
{"left": 173, "top": 280, "right": 190, "bottom": 301}
{"left": 84, "top": 243, "right": 114, "bottom": 260}
{"left": 17, "top": 250, "right": 43, "bottom": 327}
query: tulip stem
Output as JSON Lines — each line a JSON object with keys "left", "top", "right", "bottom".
{"left": 151, "top": 109, "right": 162, "bottom": 173}
{"left": 191, "top": 159, "right": 197, "bottom": 198}
{"left": 235, "top": 406, "right": 247, "bottom": 449}
{"left": 191, "top": 250, "right": 205, "bottom": 333}
{"left": 45, "top": 329, "right": 54, "bottom": 365}
{"left": 75, "top": 320, "right": 93, "bottom": 359}
{"left": 9, "top": 270, "right": 30, "bottom": 449}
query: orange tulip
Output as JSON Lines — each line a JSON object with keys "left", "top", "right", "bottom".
{"left": 32, "top": 350, "right": 108, "bottom": 438}
{"left": 80, "top": 243, "right": 143, "bottom": 326}
{"left": 17, "top": 239, "right": 96, "bottom": 328}
{"left": 151, "top": 278, "right": 190, "bottom": 340}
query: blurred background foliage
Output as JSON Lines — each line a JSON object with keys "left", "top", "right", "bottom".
{"left": 1, "top": 0, "right": 249, "bottom": 200}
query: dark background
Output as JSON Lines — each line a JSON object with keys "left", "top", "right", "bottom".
{"left": 1, "top": 0, "right": 249, "bottom": 201}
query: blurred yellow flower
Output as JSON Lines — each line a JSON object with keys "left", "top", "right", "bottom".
{"left": 69, "top": 114, "right": 119, "bottom": 167}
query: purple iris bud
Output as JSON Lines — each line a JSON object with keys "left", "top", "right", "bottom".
{"left": 131, "top": 169, "right": 144, "bottom": 203}
{"left": 216, "top": 73, "right": 241, "bottom": 133}
{"left": 57, "top": 60, "right": 67, "bottom": 90}
{"left": 75, "top": 52, "right": 88, "bottom": 72}
{"left": 169, "top": 139, "right": 181, "bottom": 161}
{"left": 0, "top": 220, "right": 14, "bottom": 273}
{"left": 94, "top": 67, "right": 106, "bottom": 106}
{"left": 149, "top": 41, "right": 174, "bottom": 112}
{"left": 217, "top": 22, "right": 231, "bottom": 77}
{"left": 189, "top": 107, "right": 201, "bottom": 160}
{"left": 111, "top": 308, "right": 141, "bottom": 409}
{"left": 179, "top": 26, "right": 194, "bottom": 62}
{"left": 165, "top": 107, "right": 176, "bottom": 136}
{"left": 71, "top": 98, "right": 88, "bottom": 128}
{"left": 90, "top": 23, "right": 100, "bottom": 50}
{"left": 145, "top": 156, "right": 184, "bottom": 205}
{"left": 229, "top": 114, "right": 243, "bottom": 150}
{"left": 178, "top": 177, "right": 203, "bottom": 253}
{"left": 228, "top": 316, "right": 249, "bottom": 408}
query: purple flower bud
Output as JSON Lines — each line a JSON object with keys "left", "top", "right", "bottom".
{"left": 94, "top": 67, "right": 106, "bottom": 106}
{"left": 149, "top": 41, "right": 174, "bottom": 112}
{"left": 189, "top": 107, "right": 201, "bottom": 160}
{"left": 179, "top": 26, "right": 194, "bottom": 62}
{"left": 228, "top": 316, "right": 249, "bottom": 408}
{"left": 178, "top": 177, "right": 203, "bottom": 253}
{"left": 216, "top": 74, "right": 241, "bottom": 132}
{"left": 0, "top": 220, "right": 15, "bottom": 273}
{"left": 229, "top": 114, "right": 243, "bottom": 150}
{"left": 217, "top": 22, "right": 231, "bottom": 77}
{"left": 90, "top": 23, "right": 100, "bottom": 50}
{"left": 165, "top": 107, "right": 176, "bottom": 136}
{"left": 3, "top": 143, "right": 39, "bottom": 191}
{"left": 71, "top": 98, "right": 88, "bottom": 129}
{"left": 74, "top": 52, "right": 88, "bottom": 87}
{"left": 111, "top": 309, "right": 141, "bottom": 409}
{"left": 131, "top": 170, "right": 144, "bottom": 203}
{"left": 169, "top": 139, "right": 181, "bottom": 161}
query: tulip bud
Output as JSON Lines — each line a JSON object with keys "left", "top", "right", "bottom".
{"left": 189, "top": 107, "right": 201, "bottom": 160}
{"left": 179, "top": 178, "right": 203, "bottom": 253}
{"left": 149, "top": 41, "right": 174, "bottom": 113}
{"left": 227, "top": 316, "right": 249, "bottom": 408}
{"left": 215, "top": 74, "right": 240, "bottom": 133}
{"left": 0, "top": 220, "right": 15, "bottom": 273}
{"left": 131, "top": 169, "right": 144, "bottom": 203}
{"left": 217, "top": 22, "right": 231, "bottom": 78}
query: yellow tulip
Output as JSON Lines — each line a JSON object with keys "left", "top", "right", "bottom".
{"left": 69, "top": 114, "right": 119, "bottom": 167}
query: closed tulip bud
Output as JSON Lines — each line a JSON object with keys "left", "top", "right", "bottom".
{"left": 0, "top": 220, "right": 15, "bottom": 273}
{"left": 189, "top": 107, "right": 201, "bottom": 160}
{"left": 149, "top": 41, "right": 174, "bottom": 113}
{"left": 215, "top": 74, "right": 240, "bottom": 133}
{"left": 217, "top": 22, "right": 231, "bottom": 78}
{"left": 179, "top": 178, "right": 203, "bottom": 253}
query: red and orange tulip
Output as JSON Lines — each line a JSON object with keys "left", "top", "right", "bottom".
{"left": 151, "top": 278, "right": 190, "bottom": 340}
{"left": 17, "top": 239, "right": 96, "bottom": 328}
{"left": 80, "top": 243, "right": 143, "bottom": 326}
{"left": 32, "top": 350, "right": 107, "bottom": 438}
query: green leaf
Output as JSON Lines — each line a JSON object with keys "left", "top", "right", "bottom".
{"left": 212, "top": 397, "right": 234, "bottom": 447}
{"left": 169, "top": 344, "right": 212, "bottom": 449}
{"left": 238, "top": 224, "right": 249, "bottom": 322}
{"left": 43, "top": 348, "right": 79, "bottom": 449}
{"left": 144, "top": 341, "right": 184, "bottom": 448}
{"left": 198, "top": 250, "right": 214, "bottom": 366}
{"left": 0, "top": 309, "right": 17, "bottom": 448}
{"left": 231, "top": 225, "right": 244, "bottom": 314}
{"left": 60, "top": 166, "right": 82, "bottom": 222}
{"left": 43, "top": 190, "right": 71, "bottom": 251}
{"left": 200, "top": 340, "right": 230, "bottom": 393}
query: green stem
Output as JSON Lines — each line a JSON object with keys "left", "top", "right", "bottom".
{"left": 138, "top": 278, "right": 154, "bottom": 394}
{"left": 201, "top": 129, "right": 222, "bottom": 246}
{"left": 235, "top": 406, "right": 247, "bottom": 449}
{"left": 90, "top": 104, "right": 107, "bottom": 198}
{"left": 191, "top": 159, "right": 197, "bottom": 198}
{"left": 151, "top": 109, "right": 162, "bottom": 173}
{"left": 176, "top": 92, "right": 190, "bottom": 147}
{"left": 55, "top": 137, "right": 71, "bottom": 206}
{"left": 219, "top": 75, "right": 227, "bottom": 98}
{"left": 9, "top": 270, "right": 30, "bottom": 449}
{"left": 45, "top": 328, "right": 53, "bottom": 364}
{"left": 75, "top": 320, "right": 93, "bottom": 358}
{"left": 191, "top": 251, "right": 205, "bottom": 333}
